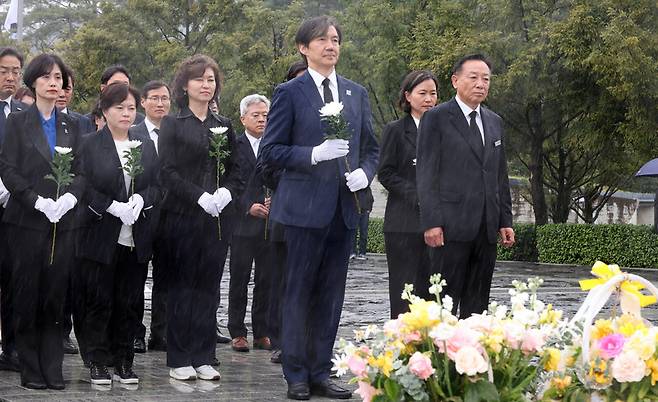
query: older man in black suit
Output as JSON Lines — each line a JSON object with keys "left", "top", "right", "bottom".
{"left": 417, "top": 54, "right": 515, "bottom": 320}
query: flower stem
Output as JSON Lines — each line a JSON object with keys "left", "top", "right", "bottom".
{"left": 343, "top": 156, "right": 362, "bottom": 214}
{"left": 216, "top": 162, "right": 222, "bottom": 240}
{"left": 49, "top": 186, "right": 60, "bottom": 266}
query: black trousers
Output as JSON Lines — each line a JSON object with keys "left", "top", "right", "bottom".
{"left": 148, "top": 230, "right": 170, "bottom": 342}
{"left": 267, "top": 240, "right": 287, "bottom": 350}
{"left": 384, "top": 232, "right": 434, "bottom": 318}
{"left": 0, "top": 221, "right": 15, "bottom": 355}
{"left": 227, "top": 235, "right": 274, "bottom": 339}
{"left": 436, "top": 221, "right": 497, "bottom": 319}
{"left": 351, "top": 211, "right": 370, "bottom": 255}
{"left": 281, "top": 208, "right": 353, "bottom": 384}
{"left": 165, "top": 214, "right": 228, "bottom": 368}
{"left": 6, "top": 224, "right": 74, "bottom": 385}
{"left": 75, "top": 246, "right": 148, "bottom": 365}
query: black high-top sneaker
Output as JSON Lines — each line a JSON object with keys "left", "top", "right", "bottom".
{"left": 89, "top": 362, "right": 111, "bottom": 385}
{"left": 113, "top": 361, "right": 139, "bottom": 384}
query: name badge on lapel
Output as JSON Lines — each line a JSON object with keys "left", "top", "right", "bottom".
{"left": 346, "top": 89, "right": 351, "bottom": 96}
{"left": 62, "top": 121, "right": 68, "bottom": 135}
{"left": 494, "top": 139, "right": 502, "bottom": 147}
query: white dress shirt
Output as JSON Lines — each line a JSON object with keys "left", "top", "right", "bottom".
{"left": 144, "top": 117, "right": 160, "bottom": 154}
{"left": 114, "top": 139, "right": 134, "bottom": 247}
{"left": 455, "top": 95, "right": 484, "bottom": 145}
{"left": 245, "top": 131, "right": 261, "bottom": 158}
{"left": 307, "top": 67, "right": 339, "bottom": 103}
{"left": 1, "top": 96, "right": 12, "bottom": 118}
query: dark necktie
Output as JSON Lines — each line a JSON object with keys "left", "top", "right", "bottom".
{"left": 322, "top": 78, "right": 333, "bottom": 104}
{"left": 153, "top": 127, "right": 160, "bottom": 136}
{"left": 469, "top": 110, "right": 483, "bottom": 149}
{"left": 0, "top": 101, "right": 7, "bottom": 147}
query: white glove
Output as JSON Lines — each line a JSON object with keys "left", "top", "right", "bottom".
{"left": 34, "top": 196, "right": 59, "bottom": 223}
{"left": 344, "top": 168, "right": 368, "bottom": 192}
{"left": 53, "top": 193, "right": 77, "bottom": 221}
{"left": 129, "top": 193, "right": 144, "bottom": 222}
{"left": 311, "top": 139, "right": 349, "bottom": 165}
{"left": 107, "top": 200, "right": 136, "bottom": 226}
{"left": 0, "top": 178, "right": 10, "bottom": 207}
{"left": 198, "top": 192, "right": 220, "bottom": 217}
{"left": 213, "top": 187, "right": 232, "bottom": 213}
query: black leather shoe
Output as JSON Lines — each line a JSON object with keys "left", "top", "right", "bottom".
{"left": 310, "top": 379, "right": 352, "bottom": 399}
{"left": 0, "top": 351, "right": 20, "bottom": 372}
{"left": 21, "top": 380, "right": 47, "bottom": 389}
{"left": 47, "top": 380, "right": 65, "bottom": 390}
{"left": 287, "top": 382, "right": 310, "bottom": 400}
{"left": 63, "top": 336, "right": 78, "bottom": 354}
{"left": 147, "top": 336, "right": 167, "bottom": 351}
{"left": 216, "top": 328, "right": 231, "bottom": 344}
{"left": 133, "top": 338, "right": 146, "bottom": 353}
{"left": 270, "top": 349, "right": 282, "bottom": 364}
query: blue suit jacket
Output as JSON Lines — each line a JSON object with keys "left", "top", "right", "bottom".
{"left": 260, "top": 71, "right": 379, "bottom": 230}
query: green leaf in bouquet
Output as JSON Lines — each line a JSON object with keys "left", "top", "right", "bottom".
{"left": 383, "top": 378, "right": 401, "bottom": 400}
{"left": 464, "top": 380, "right": 499, "bottom": 402}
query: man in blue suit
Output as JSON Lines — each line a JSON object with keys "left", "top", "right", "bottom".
{"left": 260, "top": 15, "right": 379, "bottom": 400}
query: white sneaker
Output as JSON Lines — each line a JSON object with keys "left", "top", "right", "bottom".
{"left": 169, "top": 366, "right": 197, "bottom": 381}
{"left": 194, "top": 365, "right": 220, "bottom": 381}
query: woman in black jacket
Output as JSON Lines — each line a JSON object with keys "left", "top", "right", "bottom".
{"left": 75, "top": 83, "right": 160, "bottom": 385}
{"left": 0, "top": 54, "right": 82, "bottom": 390}
{"left": 159, "top": 54, "right": 242, "bottom": 381}
{"left": 378, "top": 70, "right": 438, "bottom": 318}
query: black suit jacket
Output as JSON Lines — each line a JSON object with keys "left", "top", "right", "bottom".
{"left": 67, "top": 110, "right": 96, "bottom": 134}
{"left": 378, "top": 115, "right": 422, "bottom": 233}
{"left": 76, "top": 126, "right": 161, "bottom": 264}
{"left": 416, "top": 98, "right": 513, "bottom": 243}
{"left": 159, "top": 106, "right": 243, "bottom": 239}
{"left": 233, "top": 133, "right": 266, "bottom": 238}
{"left": 0, "top": 105, "right": 84, "bottom": 231}
{"left": 129, "top": 121, "right": 149, "bottom": 143}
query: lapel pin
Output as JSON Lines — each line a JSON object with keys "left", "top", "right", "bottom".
{"left": 412, "top": 158, "right": 417, "bottom": 166}
{"left": 346, "top": 89, "right": 351, "bottom": 96}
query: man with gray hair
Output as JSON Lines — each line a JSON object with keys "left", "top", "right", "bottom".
{"left": 227, "top": 94, "right": 274, "bottom": 353}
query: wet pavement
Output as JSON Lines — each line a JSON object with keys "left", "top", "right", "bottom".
{"left": 1, "top": 256, "right": 657, "bottom": 401}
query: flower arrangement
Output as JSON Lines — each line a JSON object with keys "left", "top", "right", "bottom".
{"left": 538, "top": 262, "right": 658, "bottom": 402}
{"left": 333, "top": 275, "right": 565, "bottom": 401}
{"left": 209, "top": 126, "right": 230, "bottom": 238}
{"left": 45, "top": 146, "right": 74, "bottom": 265}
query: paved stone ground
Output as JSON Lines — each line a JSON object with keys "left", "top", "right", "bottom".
{"left": 1, "top": 256, "right": 656, "bottom": 401}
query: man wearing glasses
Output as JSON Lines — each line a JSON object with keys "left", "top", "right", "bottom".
{"left": 0, "top": 47, "right": 25, "bottom": 373}
{"left": 130, "top": 80, "right": 170, "bottom": 354}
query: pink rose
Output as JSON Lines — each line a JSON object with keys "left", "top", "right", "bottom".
{"left": 597, "top": 334, "right": 625, "bottom": 359}
{"left": 454, "top": 346, "right": 489, "bottom": 376}
{"left": 404, "top": 330, "right": 422, "bottom": 343}
{"left": 611, "top": 351, "right": 646, "bottom": 383}
{"left": 503, "top": 321, "right": 525, "bottom": 349}
{"left": 355, "top": 381, "right": 381, "bottom": 402}
{"left": 439, "top": 326, "right": 482, "bottom": 360}
{"left": 408, "top": 352, "right": 435, "bottom": 380}
{"left": 520, "top": 328, "right": 546, "bottom": 355}
{"left": 347, "top": 355, "right": 368, "bottom": 378}
{"left": 383, "top": 318, "right": 403, "bottom": 335}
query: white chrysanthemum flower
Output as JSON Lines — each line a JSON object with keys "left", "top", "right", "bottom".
{"left": 331, "top": 353, "right": 349, "bottom": 377}
{"left": 210, "top": 126, "right": 229, "bottom": 135}
{"left": 319, "top": 101, "right": 344, "bottom": 117}
{"left": 54, "top": 146, "right": 72, "bottom": 155}
{"left": 125, "top": 140, "right": 142, "bottom": 149}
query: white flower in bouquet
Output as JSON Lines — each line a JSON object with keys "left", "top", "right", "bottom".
{"left": 513, "top": 307, "right": 540, "bottom": 327}
{"left": 625, "top": 331, "right": 655, "bottom": 360}
{"left": 125, "top": 139, "right": 142, "bottom": 149}
{"left": 54, "top": 146, "right": 72, "bottom": 155}
{"left": 503, "top": 320, "right": 526, "bottom": 348}
{"left": 331, "top": 353, "right": 350, "bottom": 377}
{"left": 210, "top": 126, "right": 229, "bottom": 135}
{"left": 319, "top": 101, "right": 344, "bottom": 117}
{"left": 488, "top": 301, "right": 508, "bottom": 320}
{"left": 429, "top": 322, "right": 455, "bottom": 342}
{"left": 453, "top": 346, "right": 488, "bottom": 376}
{"left": 441, "top": 294, "right": 454, "bottom": 313}
{"left": 611, "top": 350, "right": 646, "bottom": 382}
{"left": 363, "top": 324, "right": 379, "bottom": 339}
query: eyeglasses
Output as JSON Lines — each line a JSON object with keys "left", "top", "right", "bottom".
{"left": 146, "top": 96, "right": 170, "bottom": 103}
{"left": 0, "top": 68, "right": 21, "bottom": 78}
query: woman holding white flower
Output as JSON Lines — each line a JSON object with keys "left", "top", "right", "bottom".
{"left": 75, "top": 83, "right": 160, "bottom": 385}
{"left": 159, "top": 54, "right": 242, "bottom": 381}
{"left": 0, "top": 54, "right": 83, "bottom": 390}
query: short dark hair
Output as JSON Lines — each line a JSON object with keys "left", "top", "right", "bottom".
{"left": 398, "top": 70, "right": 439, "bottom": 113}
{"left": 91, "top": 100, "right": 103, "bottom": 119}
{"left": 141, "top": 80, "right": 170, "bottom": 99}
{"left": 171, "top": 54, "right": 222, "bottom": 109}
{"left": 100, "top": 64, "right": 131, "bottom": 85}
{"left": 452, "top": 54, "right": 493, "bottom": 75}
{"left": 0, "top": 47, "right": 24, "bottom": 67}
{"left": 99, "top": 82, "right": 140, "bottom": 112}
{"left": 14, "top": 87, "right": 33, "bottom": 101}
{"left": 285, "top": 60, "right": 307, "bottom": 81}
{"left": 295, "top": 16, "right": 342, "bottom": 62}
{"left": 23, "top": 53, "right": 69, "bottom": 95}
{"left": 63, "top": 64, "right": 75, "bottom": 88}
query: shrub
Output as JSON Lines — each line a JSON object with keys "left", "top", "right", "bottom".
{"left": 496, "top": 223, "right": 537, "bottom": 262}
{"left": 366, "top": 217, "right": 385, "bottom": 253}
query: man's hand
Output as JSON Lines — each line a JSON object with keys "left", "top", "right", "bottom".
{"left": 249, "top": 203, "right": 269, "bottom": 219}
{"left": 499, "top": 227, "right": 515, "bottom": 248}
{"left": 424, "top": 227, "right": 444, "bottom": 247}
{"left": 344, "top": 168, "right": 368, "bottom": 192}
{"left": 311, "top": 139, "right": 349, "bottom": 164}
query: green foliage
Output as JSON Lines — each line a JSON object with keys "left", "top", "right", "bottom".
{"left": 496, "top": 223, "right": 538, "bottom": 262}
{"left": 208, "top": 127, "right": 231, "bottom": 179}
{"left": 537, "top": 224, "right": 658, "bottom": 268}
{"left": 366, "top": 217, "right": 385, "bottom": 254}
{"left": 45, "top": 149, "right": 75, "bottom": 196}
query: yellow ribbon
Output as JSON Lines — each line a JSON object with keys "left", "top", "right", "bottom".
{"left": 579, "top": 261, "right": 657, "bottom": 308}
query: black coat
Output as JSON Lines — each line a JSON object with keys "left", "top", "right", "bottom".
{"left": 0, "top": 105, "right": 84, "bottom": 231}
{"left": 67, "top": 110, "right": 96, "bottom": 135}
{"left": 232, "top": 134, "right": 267, "bottom": 238}
{"left": 416, "top": 98, "right": 513, "bottom": 243}
{"left": 378, "top": 115, "right": 421, "bottom": 233}
{"left": 76, "top": 126, "right": 161, "bottom": 265}
{"left": 158, "top": 106, "right": 243, "bottom": 239}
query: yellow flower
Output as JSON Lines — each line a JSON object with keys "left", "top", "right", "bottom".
{"left": 615, "top": 314, "right": 647, "bottom": 337}
{"left": 591, "top": 319, "right": 614, "bottom": 341}
{"left": 550, "top": 375, "right": 572, "bottom": 391}
{"left": 400, "top": 300, "right": 441, "bottom": 331}
{"left": 544, "top": 348, "right": 561, "bottom": 372}
{"left": 625, "top": 332, "right": 655, "bottom": 360}
{"left": 539, "top": 304, "right": 563, "bottom": 326}
{"left": 367, "top": 350, "right": 394, "bottom": 377}
{"left": 646, "top": 358, "right": 658, "bottom": 386}
{"left": 588, "top": 358, "right": 611, "bottom": 385}
{"left": 483, "top": 327, "right": 504, "bottom": 354}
